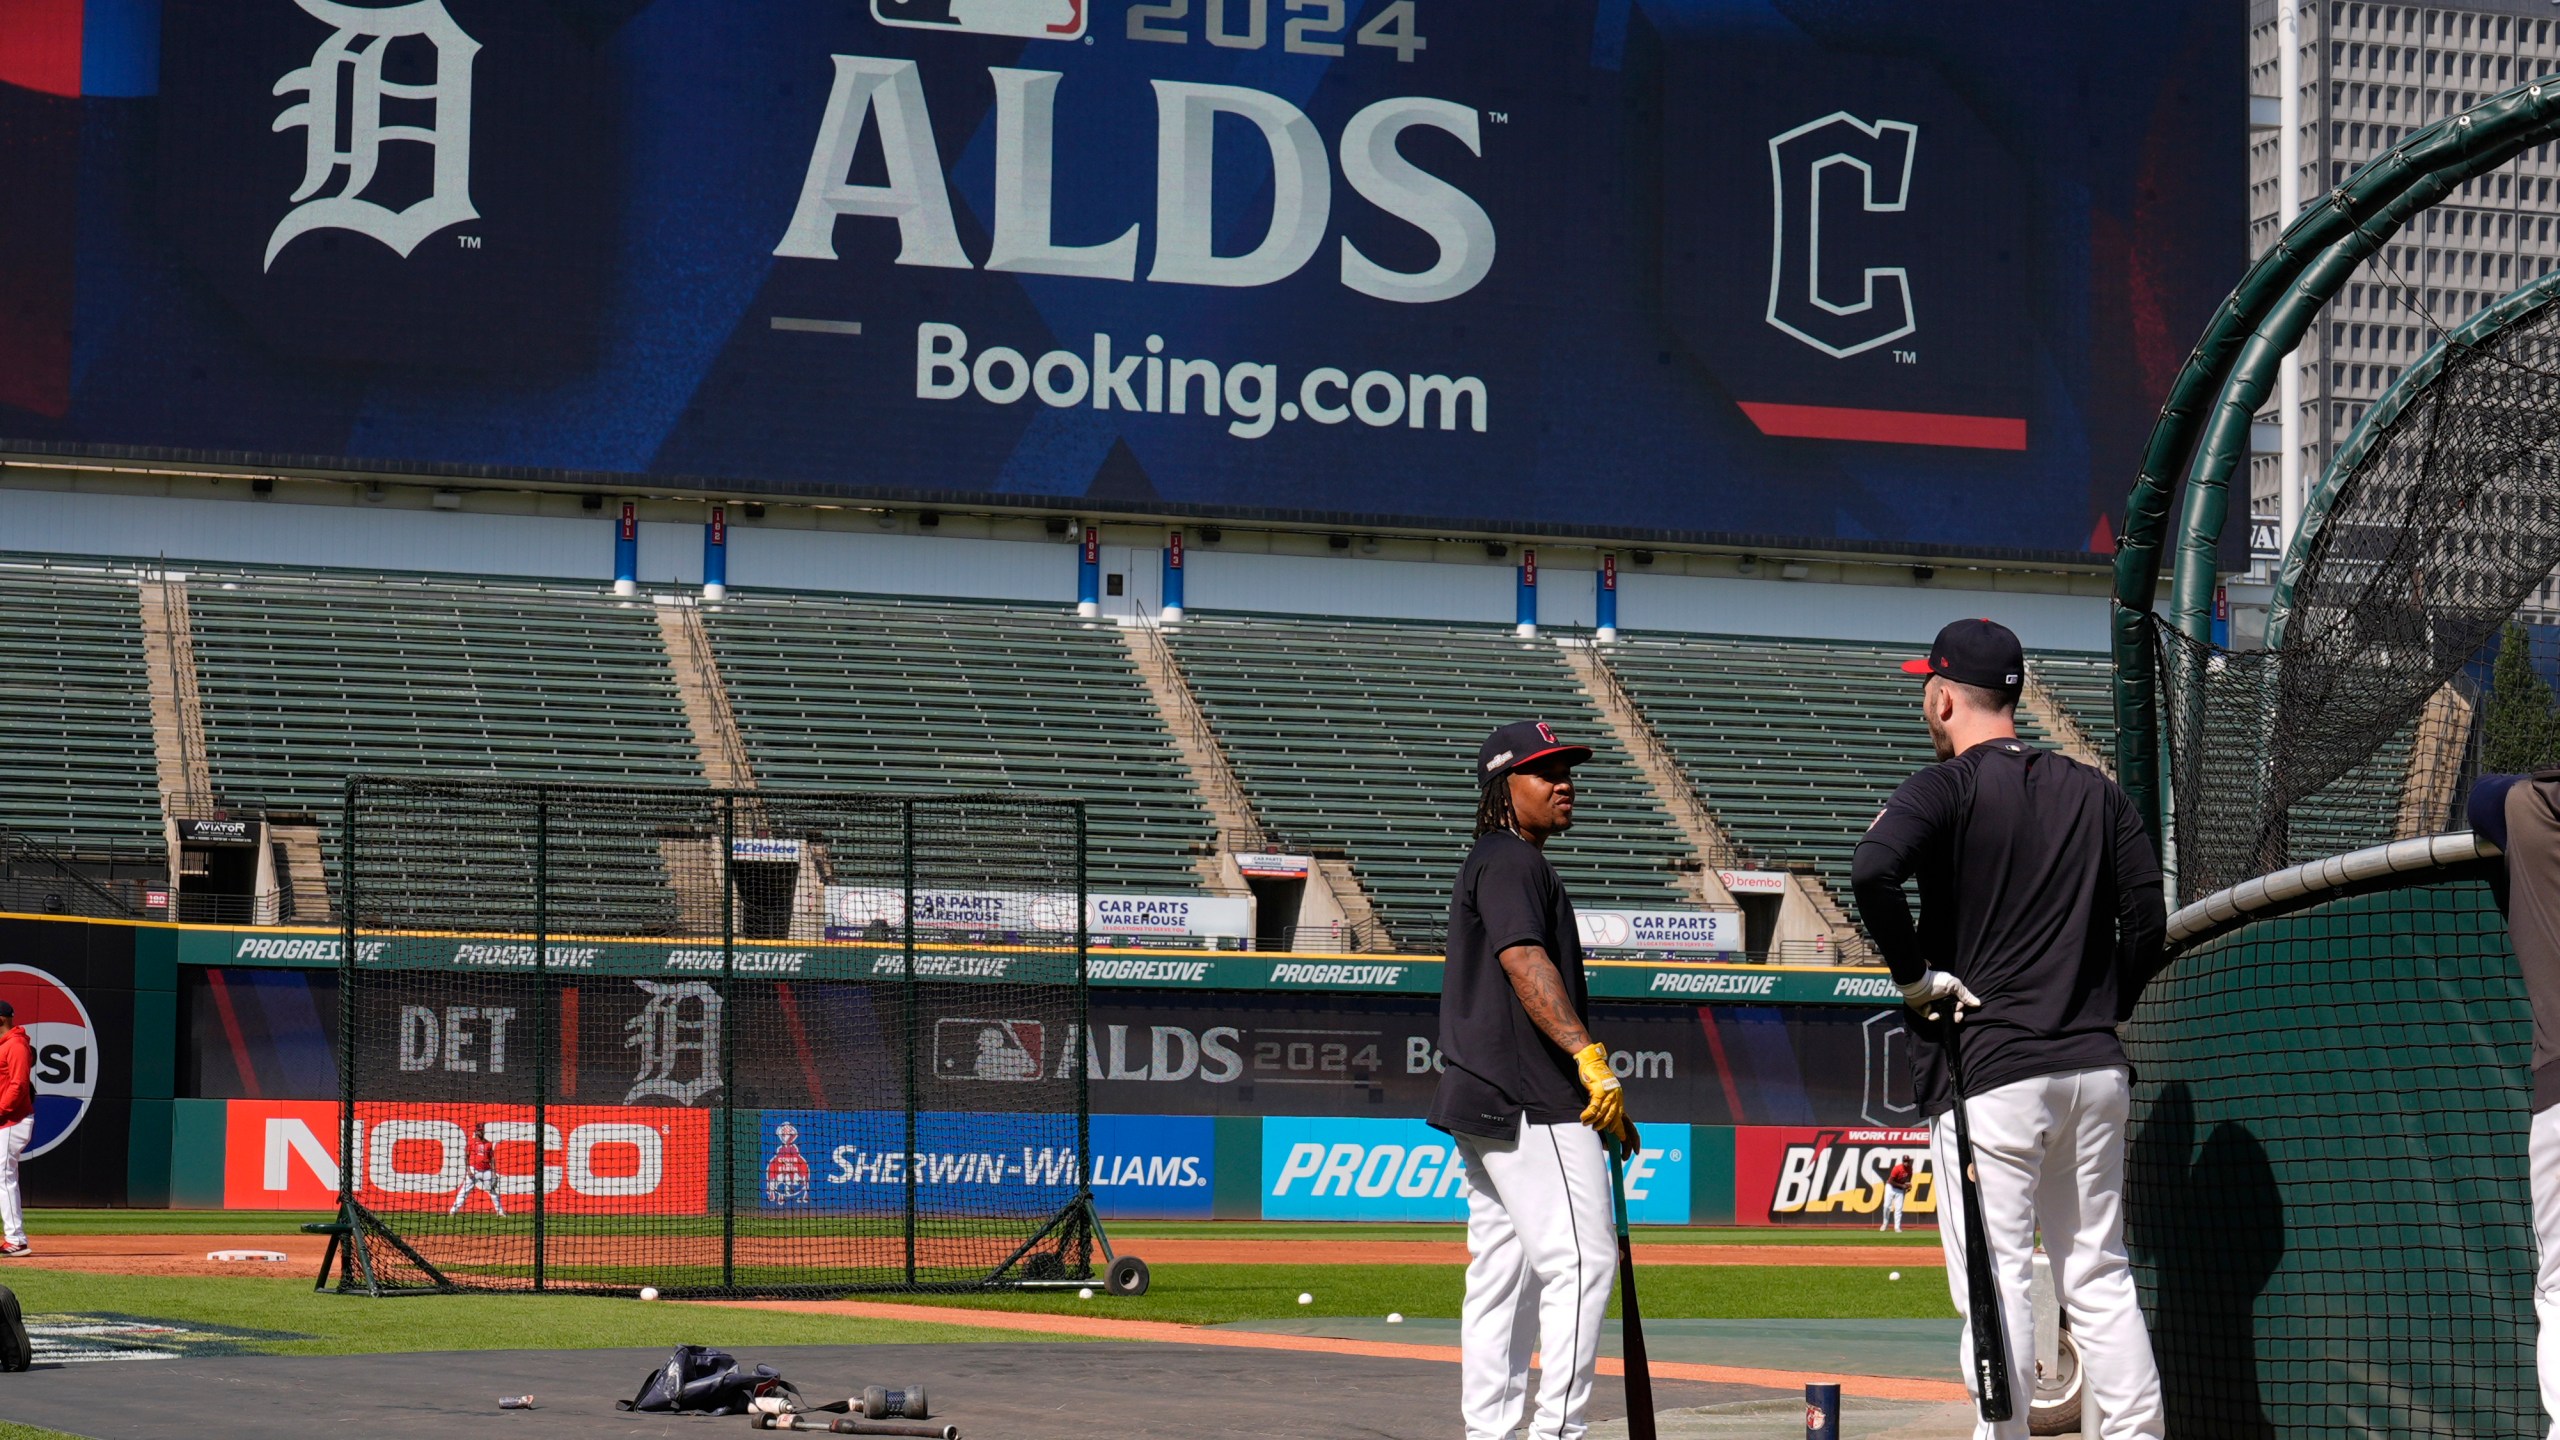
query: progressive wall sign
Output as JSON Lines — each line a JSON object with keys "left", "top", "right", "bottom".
{"left": 0, "top": 0, "right": 2239, "bottom": 556}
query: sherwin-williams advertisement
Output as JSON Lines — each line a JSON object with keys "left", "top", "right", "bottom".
{"left": 3, "top": 0, "right": 2235, "bottom": 554}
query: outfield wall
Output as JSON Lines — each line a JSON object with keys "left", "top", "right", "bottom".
{"left": 8, "top": 912, "right": 1936, "bottom": 1226}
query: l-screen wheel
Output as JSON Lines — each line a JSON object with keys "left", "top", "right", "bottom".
{"left": 1105, "top": 1255, "right": 1151, "bottom": 1297}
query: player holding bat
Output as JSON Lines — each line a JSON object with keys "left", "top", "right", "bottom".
{"left": 1430, "top": 721, "right": 1640, "bottom": 1440}
{"left": 1850, "top": 620, "right": 2168, "bottom": 1440}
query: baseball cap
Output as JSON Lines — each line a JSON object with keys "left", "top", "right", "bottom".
{"left": 0, "top": 1001, "right": 17, "bottom": 1020}
{"left": 1901, "top": 618, "right": 2025, "bottom": 693}
{"left": 1478, "top": 720, "right": 1593, "bottom": 781}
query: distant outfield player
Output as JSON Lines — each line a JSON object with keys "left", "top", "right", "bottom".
{"left": 449, "top": 1123, "right": 507, "bottom": 1218}
{"left": 1850, "top": 619, "right": 2167, "bottom": 1440}
{"left": 0, "top": 1003, "right": 31, "bottom": 1258}
{"left": 1882, "top": 1156, "right": 1914, "bottom": 1233}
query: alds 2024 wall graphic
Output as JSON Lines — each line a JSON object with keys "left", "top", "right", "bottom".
{"left": 0, "top": 0, "right": 2237, "bottom": 554}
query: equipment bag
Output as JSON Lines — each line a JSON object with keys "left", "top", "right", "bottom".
{"left": 0, "top": 1284, "right": 32, "bottom": 1372}
{"left": 615, "top": 1345, "right": 795, "bottom": 1415}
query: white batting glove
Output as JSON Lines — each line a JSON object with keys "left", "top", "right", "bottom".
{"left": 1898, "top": 969, "right": 1982, "bottom": 1022}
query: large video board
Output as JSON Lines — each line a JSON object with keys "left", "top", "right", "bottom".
{"left": 0, "top": 0, "right": 2238, "bottom": 554}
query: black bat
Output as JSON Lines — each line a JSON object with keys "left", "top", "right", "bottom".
{"left": 1942, "top": 1032, "right": 2014, "bottom": 1423}
{"left": 1605, "top": 1137, "right": 1657, "bottom": 1440}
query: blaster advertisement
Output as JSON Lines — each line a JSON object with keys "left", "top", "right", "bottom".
{"left": 3, "top": 0, "right": 2236, "bottom": 554}
{"left": 1732, "top": 1125, "right": 1936, "bottom": 1228}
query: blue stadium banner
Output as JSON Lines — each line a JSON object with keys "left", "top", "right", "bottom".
{"left": 1261, "top": 1115, "right": 1690, "bottom": 1223}
{"left": 753, "top": 1108, "right": 1211, "bottom": 1219}
{"left": 0, "top": 0, "right": 2237, "bottom": 555}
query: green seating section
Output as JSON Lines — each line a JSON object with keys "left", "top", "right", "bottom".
{"left": 1167, "top": 613, "right": 1696, "bottom": 945}
{"left": 1602, "top": 634, "right": 2075, "bottom": 904}
{"left": 0, "top": 563, "right": 160, "bottom": 851}
{"left": 186, "top": 569, "right": 703, "bottom": 929}
{"left": 2029, "top": 652, "right": 2118, "bottom": 768}
{"left": 703, "top": 591, "right": 1210, "bottom": 893}
{"left": 2287, "top": 735, "right": 2414, "bottom": 864}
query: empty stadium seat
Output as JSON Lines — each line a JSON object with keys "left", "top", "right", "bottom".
{"left": 1602, "top": 634, "right": 2080, "bottom": 908}
{"left": 702, "top": 590, "right": 1211, "bottom": 895}
{"left": 186, "top": 567, "right": 704, "bottom": 930}
{"left": 1166, "top": 613, "right": 1696, "bottom": 946}
{"left": 2028, "top": 652, "right": 2118, "bottom": 767}
{"left": 0, "top": 561, "right": 160, "bottom": 852}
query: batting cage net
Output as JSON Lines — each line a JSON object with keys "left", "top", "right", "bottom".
{"left": 2123, "top": 834, "right": 2532, "bottom": 1439}
{"left": 319, "top": 778, "right": 1103, "bottom": 1298}
{"left": 2156, "top": 268, "right": 2560, "bottom": 904}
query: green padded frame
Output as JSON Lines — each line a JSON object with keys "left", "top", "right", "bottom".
{"left": 2112, "top": 75, "right": 2560, "bottom": 843}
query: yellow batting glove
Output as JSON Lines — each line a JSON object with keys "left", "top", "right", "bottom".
{"left": 1574, "top": 1042, "right": 1626, "bottom": 1136}
{"left": 1615, "top": 1116, "right": 1642, "bottom": 1157}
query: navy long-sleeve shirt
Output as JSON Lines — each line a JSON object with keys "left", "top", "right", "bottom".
{"left": 2471, "top": 772, "right": 2560, "bottom": 1110}
{"left": 1850, "top": 737, "right": 2166, "bottom": 1112}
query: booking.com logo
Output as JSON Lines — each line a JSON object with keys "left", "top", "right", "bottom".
{"left": 915, "top": 323, "right": 1488, "bottom": 440}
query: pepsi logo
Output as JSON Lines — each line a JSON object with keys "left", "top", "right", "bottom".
{"left": 0, "top": 965, "right": 96, "bottom": 1159}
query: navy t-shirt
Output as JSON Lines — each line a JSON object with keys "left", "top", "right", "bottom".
{"left": 1429, "top": 831, "right": 1589, "bottom": 1138}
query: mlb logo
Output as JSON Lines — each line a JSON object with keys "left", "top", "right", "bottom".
{"left": 934, "top": 1019, "right": 1045, "bottom": 1081}
{"left": 872, "top": 0, "right": 1086, "bottom": 40}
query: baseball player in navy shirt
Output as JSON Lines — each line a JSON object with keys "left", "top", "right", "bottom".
{"left": 1851, "top": 619, "right": 2167, "bottom": 1440}
{"left": 1431, "top": 720, "right": 1638, "bottom": 1440}
{"left": 2469, "top": 768, "right": 2560, "bottom": 1436}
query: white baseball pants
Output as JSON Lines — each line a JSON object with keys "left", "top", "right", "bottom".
{"left": 1454, "top": 1118, "right": 1617, "bottom": 1440}
{"left": 450, "top": 1168, "right": 505, "bottom": 1216}
{"left": 1882, "top": 1188, "right": 1906, "bottom": 1231}
{"left": 0, "top": 1116, "right": 28, "bottom": 1246}
{"left": 2528, "top": 1103, "right": 2560, "bottom": 1438}
{"left": 1931, "top": 1065, "right": 2163, "bottom": 1440}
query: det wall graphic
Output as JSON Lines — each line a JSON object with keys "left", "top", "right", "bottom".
{"left": 0, "top": 0, "right": 2238, "bottom": 554}
{"left": 187, "top": 972, "right": 1926, "bottom": 1129}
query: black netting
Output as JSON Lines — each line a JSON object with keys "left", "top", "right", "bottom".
{"left": 2157, "top": 277, "right": 2560, "bottom": 900}
{"left": 2124, "top": 865, "right": 2533, "bottom": 1438}
{"left": 322, "top": 778, "right": 1095, "bottom": 1298}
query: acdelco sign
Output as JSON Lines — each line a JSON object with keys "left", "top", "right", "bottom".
{"left": 220, "top": 1100, "right": 708, "bottom": 1214}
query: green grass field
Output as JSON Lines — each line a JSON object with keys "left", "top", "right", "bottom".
{"left": 850, "top": 1263, "right": 1951, "bottom": 1326}
{"left": 0, "top": 1270, "right": 1029, "bottom": 1356}
{"left": 24, "top": 1210, "right": 1941, "bottom": 1246}
{"left": 0, "top": 1211, "right": 1950, "bottom": 1356}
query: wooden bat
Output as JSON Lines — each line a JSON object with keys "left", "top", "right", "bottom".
{"left": 1606, "top": 1136, "right": 1657, "bottom": 1440}
{"left": 1942, "top": 1034, "right": 2013, "bottom": 1422}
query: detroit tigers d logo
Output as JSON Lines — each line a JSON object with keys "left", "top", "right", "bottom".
{"left": 267, "top": 0, "right": 482, "bottom": 271}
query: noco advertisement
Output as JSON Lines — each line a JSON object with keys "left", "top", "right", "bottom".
{"left": 0, "top": 0, "right": 2236, "bottom": 554}
{"left": 175, "top": 969, "right": 1944, "bottom": 1223}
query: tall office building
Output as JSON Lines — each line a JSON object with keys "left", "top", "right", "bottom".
{"left": 2248, "top": 0, "right": 2560, "bottom": 619}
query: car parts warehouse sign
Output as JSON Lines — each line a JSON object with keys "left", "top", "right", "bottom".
{"left": 0, "top": 0, "right": 2235, "bottom": 555}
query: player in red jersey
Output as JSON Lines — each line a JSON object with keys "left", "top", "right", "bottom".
{"left": 449, "top": 1123, "right": 507, "bottom": 1217}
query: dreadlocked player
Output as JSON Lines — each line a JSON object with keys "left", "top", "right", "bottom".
{"left": 1429, "top": 720, "right": 1639, "bottom": 1440}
